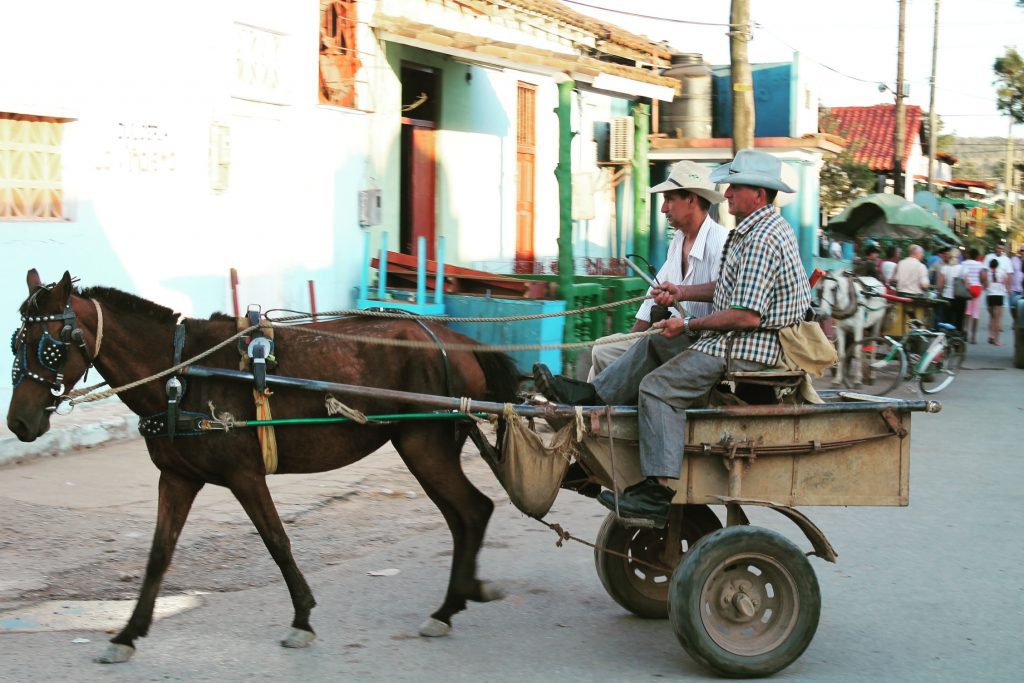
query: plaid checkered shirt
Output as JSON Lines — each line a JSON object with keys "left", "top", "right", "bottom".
{"left": 690, "top": 205, "right": 811, "bottom": 365}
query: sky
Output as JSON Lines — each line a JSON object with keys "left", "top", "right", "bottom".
{"left": 562, "top": 0, "right": 1024, "bottom": 139}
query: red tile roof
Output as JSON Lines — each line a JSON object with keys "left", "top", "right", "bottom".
{"left": 822, "top": 104, "right": 923, "bottom": 172}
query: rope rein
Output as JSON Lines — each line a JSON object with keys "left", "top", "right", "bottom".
{"left": 62, "top": 293, "right": 660, "bottom": 406}
{"left": 265, "top": 294, "right": 650, "bottom": 325}
{"left": 66, "top": 325, "right": 259, "bottom": 405}
{"left": 272, "top": 324, "right": 663, "bottom": 353}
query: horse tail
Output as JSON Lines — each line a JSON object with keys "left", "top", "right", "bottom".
{"left": 473, "top": 350, "right": 521, "bottom": 403}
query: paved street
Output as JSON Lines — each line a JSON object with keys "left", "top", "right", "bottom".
{"left": 1, "top": 322, "right": 1022, "bottom": 681}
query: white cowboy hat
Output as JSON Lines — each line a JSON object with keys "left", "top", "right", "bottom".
{"left": 648, "top": 160, "right": 725, "bottom": 204}
{"left": 709, "top": 148, "right": 796, "bottom": 193}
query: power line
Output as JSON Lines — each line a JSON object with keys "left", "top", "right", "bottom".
{"left": 559, "top": 1, "right": 742, "bottom": 27}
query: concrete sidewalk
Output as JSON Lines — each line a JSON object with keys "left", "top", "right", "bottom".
{"left": 0, "top": 398, "right": 139, "bottom": 467}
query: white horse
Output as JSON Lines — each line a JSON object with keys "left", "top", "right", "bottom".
{"left": 817, "top": 272, "right": 888, "bottom": 385}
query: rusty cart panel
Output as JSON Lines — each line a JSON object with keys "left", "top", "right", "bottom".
{"left": 577, "top": 392, "right": 931, "bottom": 508}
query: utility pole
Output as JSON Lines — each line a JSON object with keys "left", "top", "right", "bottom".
{"left": 927, "top": 0, "right": 940, "bottom": 193}
{"left": 893, "top": 0, "right": 907, "bottom": 197}
{"left": 1005, "top": 117, "right": 1015, "bottom": 233}
{"left": 730, "top": 0, "right": 754, "bottom": 152}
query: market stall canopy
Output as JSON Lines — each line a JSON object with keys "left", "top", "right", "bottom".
{"left": 826, "top": 193, "right": 962, "bottom": 245}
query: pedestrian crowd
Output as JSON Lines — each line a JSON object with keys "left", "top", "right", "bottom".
{"left": 855, "top": 241, "right": 1022, "bottom": 345}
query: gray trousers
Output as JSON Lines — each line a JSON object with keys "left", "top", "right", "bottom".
{"left": 592, "top": 333, "right": 694, "bottom": 405}
{"left": 596, "top": 340, "right": 768, "bottom": 479}
{"left": 587, "top": 333, "right": 636, "bottom": 381}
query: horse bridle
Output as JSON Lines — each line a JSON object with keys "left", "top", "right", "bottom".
{"left": 10, "top": 287, "right": 102, "bottom": 408}
{"left": 818, "top": 273, "right": 861, "bottom": 321}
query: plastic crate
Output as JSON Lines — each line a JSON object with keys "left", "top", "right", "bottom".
{"left": 444, "top": 294, "right": 566, "bottom": 375}
{"left": 509, "top": 274, "right": 648, "bottom": 336}
{"left": 602, "top": 276, "right": 648, "bottom": 333}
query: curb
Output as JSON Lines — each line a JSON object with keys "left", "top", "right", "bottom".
{"left": 0, "top": 416, "right": 140, "bottom": 468}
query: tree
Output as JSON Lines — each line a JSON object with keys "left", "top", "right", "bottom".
{"left": 819, "top": 151, "right": 876, "bottom": 218}
{"left": 922, "top": 113, "right": 955, "bottom": 153}
{"left": 994, "top": 48, "right": 1024, "bottom": 124}
{"left": 818, "top": 111, "right": 876, "bottom": 217}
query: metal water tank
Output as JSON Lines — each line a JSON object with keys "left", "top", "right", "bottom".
{"left": 660, "top": 53, "right": 713, "bottom": 139}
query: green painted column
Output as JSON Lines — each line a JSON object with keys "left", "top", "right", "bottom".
{"left": 556, "top": 80, "right": 574, "bottom": 309}
{"left": 631, "top": 102, "right": 651, "bottom": 262}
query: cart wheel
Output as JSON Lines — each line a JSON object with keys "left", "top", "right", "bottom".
{"left": 668, "top": 526, "right": 820, "bottom": 678}
{"left": 594, "top": 505, "right": 721, "bottom": 619}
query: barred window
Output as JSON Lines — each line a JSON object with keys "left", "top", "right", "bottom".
{"left": 319, "top": 0, "right": 361, "bottom": 109}
{"left": 0, "top": 113, "right": 69, "bottom": 220}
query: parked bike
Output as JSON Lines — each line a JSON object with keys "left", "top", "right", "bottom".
{"left": 841, "top": 319, "right": 966, "bottom": 396}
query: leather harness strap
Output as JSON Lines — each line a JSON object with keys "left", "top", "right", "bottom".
{"left": 237, "top": 306, "right": 279, "bottom": 474}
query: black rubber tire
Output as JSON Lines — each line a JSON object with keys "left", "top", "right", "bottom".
{"left": 841, "top": 336, "right": 906, "bottom": 396}
{"left": 594, "top": 505, "right": 722, "bottom": 619}
{"left": 668, "top": 526, "right": 821, "bottom": 678}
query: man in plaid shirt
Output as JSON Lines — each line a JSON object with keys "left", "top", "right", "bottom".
{"left": 600, "top": 149, "right": 811, "bottom": 526}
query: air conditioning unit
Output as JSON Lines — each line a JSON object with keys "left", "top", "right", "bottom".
{"left": 609, "top": 116, "right": 634, "bottom": 162}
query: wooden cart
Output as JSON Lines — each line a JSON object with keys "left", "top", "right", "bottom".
{"left": 564, "top": 389, "right": 939, "bottom": 677}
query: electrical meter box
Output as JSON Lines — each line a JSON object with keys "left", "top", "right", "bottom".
{"left": 359, "top": 189, "right": 382, "bottom": 227}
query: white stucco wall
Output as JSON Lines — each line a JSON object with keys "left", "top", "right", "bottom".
{"left": 0, "top": 0, "right": 376, "bottom": 412}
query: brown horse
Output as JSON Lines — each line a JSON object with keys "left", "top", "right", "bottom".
{"left": 7, "top": 269, "right": 520, "bottom": 663}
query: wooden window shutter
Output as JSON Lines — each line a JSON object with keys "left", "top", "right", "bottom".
{"left": 319, "top": 1, "right": 361, "bottom": 108}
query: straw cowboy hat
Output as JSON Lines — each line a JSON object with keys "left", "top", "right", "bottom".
{"left": 648, "top": 160, "right": 726, "bottom": 204}
{"left": 709, "top": 148, "right": 796, "bottom": 193}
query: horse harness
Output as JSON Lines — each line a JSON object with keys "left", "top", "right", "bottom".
{"left": 11, "top": 289, "right": 102, "bottom": 411}
{"left": 820, "top": 272, "right": 884, "bottom": 321}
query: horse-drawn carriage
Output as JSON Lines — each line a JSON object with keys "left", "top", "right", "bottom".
{"left": 6, "top": 270, "right": 939, "bottom": 677}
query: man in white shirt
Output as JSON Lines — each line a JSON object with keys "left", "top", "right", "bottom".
{"left": 585, "top": 160, "right": 728, "bottom": 379}
{"left": 1010, "top": 245, "right": 1023, "bottom": 323}
{"left": 892, "top": 244, "right": 930, "bottom": 294}
{"left": 984, "top": 244, "right": 1013, "bottom": 279}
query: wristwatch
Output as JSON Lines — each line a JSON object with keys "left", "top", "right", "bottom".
{"left": 683, "top": 317, "right": 696, "bottom": 337}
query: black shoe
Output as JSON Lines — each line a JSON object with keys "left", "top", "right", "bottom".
{"left": 597, "top": 478, "right": 674, "bottom": 527}
{"left": 560, "top": 461, "right": 600, "bottom": 498}
{"left": 533, "top": 363, "right": 603, "bottom": 406}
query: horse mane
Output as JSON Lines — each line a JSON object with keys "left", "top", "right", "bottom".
{"left": 78, "top": 286, "right": 179, "bottom": 324}
{"left": 474, "top": 350, "right": 521, "bottom": 403}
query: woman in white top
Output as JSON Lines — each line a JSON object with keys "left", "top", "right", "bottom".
{"left": 983, "top": 257, "right": 1009, "bottom": 345}
{"left": 959, "top": 249, "right": 986, "bottom": 343}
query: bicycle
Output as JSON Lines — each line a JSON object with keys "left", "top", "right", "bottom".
{"left": 841, "top": 319, "right": 966, "bottom": 396}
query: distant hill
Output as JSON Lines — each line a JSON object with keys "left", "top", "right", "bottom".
{"left": 945, "top": 136, "right": 1022, "bottom": 182}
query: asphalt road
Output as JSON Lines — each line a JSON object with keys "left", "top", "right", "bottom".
{"left": 1, "top": 337, "right": 1022, "bottom": 682}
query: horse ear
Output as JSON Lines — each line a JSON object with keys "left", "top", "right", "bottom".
{"left": 26, "top": 269, "right": 41, "bottom": 290}
{"left": 53, "top": 271, "right": 73, "bottom": 301}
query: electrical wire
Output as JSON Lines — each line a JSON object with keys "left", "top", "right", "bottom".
{"left": 559, "top": 1, "right": 745, "bottom": 27}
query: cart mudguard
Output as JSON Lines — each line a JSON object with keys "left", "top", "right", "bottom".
{"left": 716, "top": 496, "right": 838, "bottom": 563}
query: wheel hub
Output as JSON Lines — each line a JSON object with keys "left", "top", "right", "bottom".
{"left": 717, "top": 579, "right": 761, "bottom": 622}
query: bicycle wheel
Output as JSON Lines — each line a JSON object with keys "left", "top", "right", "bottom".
{"left": 842, "top": 336, "right": 906, "bottom": 396}
{"left": 919, "top": 336, "right": 964, "bottom": 394}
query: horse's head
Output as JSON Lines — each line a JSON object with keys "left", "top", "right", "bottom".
{"left": 817, "top": 272, "right": 857, "bottom": 321}
{"left": 7, "top": 269, "right": 95, "bottom": 441}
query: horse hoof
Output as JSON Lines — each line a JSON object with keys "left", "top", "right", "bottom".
{"left": 418, "top": 617, "right": 451, "bottom": 637}
{"left": 281, "top": 627, "right": 316, "bottom": 648}
{"left": 95, "top": 643, "right": 135, "bottom": 664}
{"left": 478, "top": 581, "right": 505, "bottom": 602}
